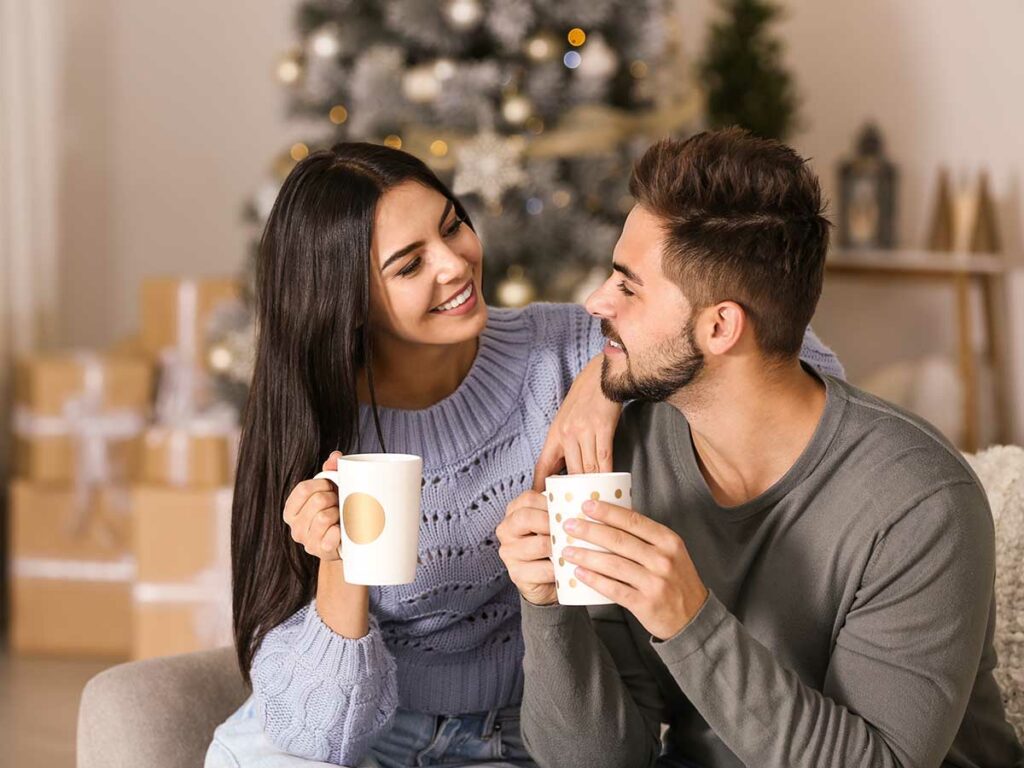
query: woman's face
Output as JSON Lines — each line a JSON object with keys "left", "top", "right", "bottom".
{"left": 369, "top": 181, "right": 487, "bottom": 346}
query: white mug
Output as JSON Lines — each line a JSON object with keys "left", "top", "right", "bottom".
{"left": 316, "top": 453, "right": 422, "bottom": 585}
{"left": 546, "top": 472, "right": 632, "bottom": 606}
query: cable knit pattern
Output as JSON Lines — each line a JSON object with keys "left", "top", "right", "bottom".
{"left": 251, "top": 303, "right": 844, "bottom": 764}
{"left": 253, "top": 609, "right": 398, "bottom": 765}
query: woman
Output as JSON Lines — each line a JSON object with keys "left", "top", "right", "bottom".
{"left": 206, "top": 142, "right": 842, "bottom": 768}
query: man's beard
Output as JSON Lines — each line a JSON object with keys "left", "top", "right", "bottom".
{"left": 600, "top": 317, "right": 705, "bottom": 403}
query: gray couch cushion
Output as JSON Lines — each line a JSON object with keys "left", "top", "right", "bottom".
{"left": 77, "top": 647, "right": 249, "bottom": 768}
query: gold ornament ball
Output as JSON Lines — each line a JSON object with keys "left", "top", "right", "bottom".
{"left": 329, "top": 105, "right": 348, "bottom": 125}
{"left": 496, "top": 266, "right": 536, "bottom": 308}
{"left": 567, "top": 27, "right": 587, "bottom": 47}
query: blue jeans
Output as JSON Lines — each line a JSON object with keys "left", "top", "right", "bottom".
{"left": 205, "top": 695, "right": 537, "bottom": 768}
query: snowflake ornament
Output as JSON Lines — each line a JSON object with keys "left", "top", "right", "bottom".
{"left": 453, "top": 130, "right": 528, "bottom": 208}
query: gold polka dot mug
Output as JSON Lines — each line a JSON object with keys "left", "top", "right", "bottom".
{"left": 545, "top": 472, "right": 632, "bottom": 606}
{"left": 316, "top": 453, "right": 422, "bottom": 585}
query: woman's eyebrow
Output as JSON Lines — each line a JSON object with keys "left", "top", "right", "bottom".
{"left": 381, "top": 200, "right": 455, "bottom": 273}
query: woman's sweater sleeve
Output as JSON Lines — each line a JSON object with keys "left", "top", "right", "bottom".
{"left": 800, "top": 326, "right": 845, "bottom": 380}
{"left": 570, "top": 304, "right": 846, "bottom": 382}
{"left": 250, "top": 600, "right": 398, "bottom": 766}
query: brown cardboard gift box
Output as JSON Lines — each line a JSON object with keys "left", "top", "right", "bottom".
{"left": 140, "top": 424, "right": 238, "bottom": 488}
{"left": 139, "top": 277, "right": 240, "bottom": 364}
{"left": 8, "top": 480, "right": 134, "bottom": 657}
{"left": 131, "top": 485, "right": 233, "bottom": 660}
{"left": 12, "top": 352, "right": 152, "bottom": 484}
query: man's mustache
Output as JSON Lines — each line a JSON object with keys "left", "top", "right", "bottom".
{"left": 601, "top": 320, "right": 626, "bottom": 352}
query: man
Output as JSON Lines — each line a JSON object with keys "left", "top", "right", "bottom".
{"left": 497, "top": 129, "right": 1023, "bottom": 767}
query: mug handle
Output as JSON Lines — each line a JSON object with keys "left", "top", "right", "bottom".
{"left": 314, "top": 470, "right": 345, "bottom": 560}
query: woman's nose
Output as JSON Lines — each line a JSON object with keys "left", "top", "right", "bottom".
{"left": 434, "top": 245, "right": 469, "bottom": 284}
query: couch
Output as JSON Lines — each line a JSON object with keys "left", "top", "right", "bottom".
{"left": 76, "top": 447, "right": 1024, "bottom": 767}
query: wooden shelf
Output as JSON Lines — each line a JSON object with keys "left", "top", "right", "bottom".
{"left": 824, "top": 247, "right": 1011, "bottom": 451}
{"left": 827, "top": 248, "right": 1006, "bottom": 277}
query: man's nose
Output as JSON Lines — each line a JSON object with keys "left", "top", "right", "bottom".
{"left": 585, "top": 278, "right": 617, "bottom": 320}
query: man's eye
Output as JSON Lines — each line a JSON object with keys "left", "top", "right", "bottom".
{"left": 617, "top": 281, "right": 634, "bottom": 297}
{"left": 398, "top": 256, "right": 422, "bottom": 277}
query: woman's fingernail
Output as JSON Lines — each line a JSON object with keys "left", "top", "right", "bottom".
{"left": 564, "top": 518, "right": 579, "bottom": 532}
{"left": 563, "top": 547, "right": 577, "bottom": 559}
{"left": 582, "top": 500, "right": 596, "bottom": 513}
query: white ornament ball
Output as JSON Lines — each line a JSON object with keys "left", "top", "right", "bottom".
{"left": 444, "top": 0, "right": 484, "bottom": 30}
{"left": 276, "top": 51, "right": 303, "bottom": 85}
{"left": 578, "top": 34, "right": 619, "bottom": 80}
{"left": 208, "top": 344, "right": 233, "bottom": 373}
{"left": 403, "top": 65, "right": 442, "bottom": 104}
{"left": 309, "top": 24, "right": 342, "bottom": 58}
{"left": 524, "top": 32, "right": 559, "bottom": 62}
{"left": 502, "top": 94, "right": 533, "bottom": 125}
{"left": 496, "top": 267, "right": 536, "bottom": 308}
{"left": 433, "top": 58, "right": 457, "bottom": 81}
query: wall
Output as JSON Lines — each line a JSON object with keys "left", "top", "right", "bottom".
{"left": 57, "top": 0, "right": 298, "bottom": 347}
{"left": 680, "top": 0, "right": 1024, "bottom": 443}
{"left": 56, "top": 0, "right": 1024, "bottom": 442}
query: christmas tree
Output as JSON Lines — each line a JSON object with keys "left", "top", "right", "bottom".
{"left": 699, "top": 0, "right": 797, "bottom": 140}
{"left": 212, "top": 0, "right": 699, "bottom": 409}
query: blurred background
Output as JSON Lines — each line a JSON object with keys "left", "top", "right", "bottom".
{"left": 1, "top": 1, "right": 1022, "bottom": 765}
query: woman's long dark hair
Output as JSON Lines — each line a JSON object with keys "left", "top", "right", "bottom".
{"left": 232, "top": 142, "right": 473, "bottom": 683}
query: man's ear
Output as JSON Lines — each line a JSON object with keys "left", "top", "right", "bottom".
{"left": 705, "top": 301, "right": 746, "bottom": 356}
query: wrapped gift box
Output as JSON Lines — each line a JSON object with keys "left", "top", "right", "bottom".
{"left": 15, "top": 434, "right": 143, "bottom": 485}
{"left": 12, "top": 352, "right": 152, "bottom": 484}
{"left": 140, "top": 424, "right": 238, "bottom": 488}
{"left": 131, "top": 485, "right": 233, "bottom": 660}
{"left": 14, "top": 352, "right": 152, "bottom": 416}
{"left": 9, "top": 480, "right": 135, "bottom": 657}
{"left": 140, "top": 277, "right": 240, "bottom": 364}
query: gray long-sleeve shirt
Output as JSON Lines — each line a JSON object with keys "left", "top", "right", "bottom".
{"left": 520, "top": 373, "right": 1023, "bottom": 768}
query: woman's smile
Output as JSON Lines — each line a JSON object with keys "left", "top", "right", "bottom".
{"left": 429, "top": 280, "right": 478, "bottom": 316}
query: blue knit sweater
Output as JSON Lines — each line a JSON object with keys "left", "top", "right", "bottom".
{"left": 250, "top": 303, "right": 845, "bottom": 765}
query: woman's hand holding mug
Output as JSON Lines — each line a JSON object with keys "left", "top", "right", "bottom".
{"left": 283, "top": 451, "right": 344, "bottom": 561}
{"left": 285, "top": 450, "right": 371, "bottom": 639}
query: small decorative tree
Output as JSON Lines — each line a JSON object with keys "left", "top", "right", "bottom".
{"left": 699, "top": 0, "right": 798, "bottom": 140}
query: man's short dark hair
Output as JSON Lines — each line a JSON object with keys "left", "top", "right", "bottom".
{"left": 629, "top": 127, "right": 830, "bottom": 358}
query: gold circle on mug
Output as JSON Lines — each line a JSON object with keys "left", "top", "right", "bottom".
{"left": 342, "top": 493, "right": 386, "bottom": 544}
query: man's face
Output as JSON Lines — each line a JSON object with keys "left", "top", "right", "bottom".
{"left": 585, "top": 205, "right": 705, "bottom": 403}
